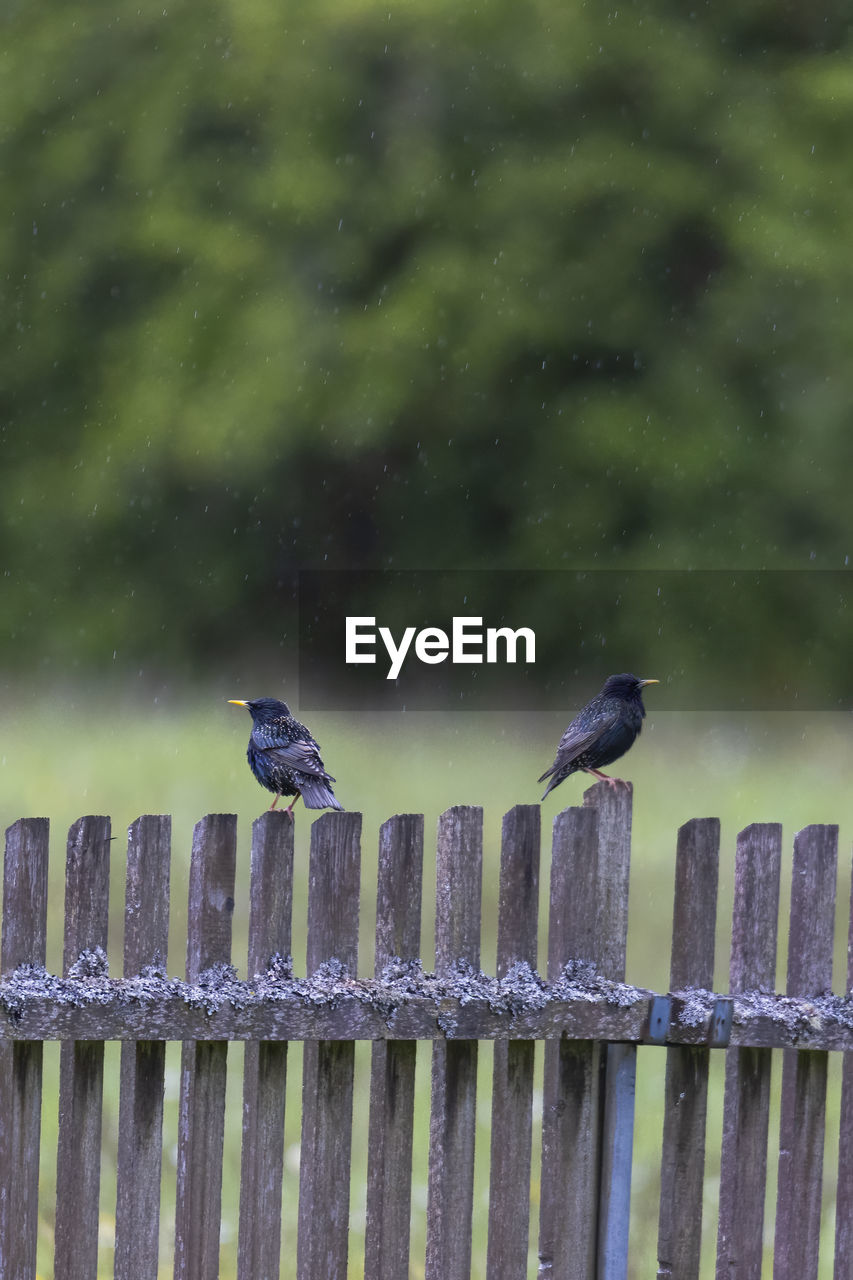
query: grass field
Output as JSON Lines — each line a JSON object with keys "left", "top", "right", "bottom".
{"left": 2, "top": 689, "right": 852, "bottom": 1277}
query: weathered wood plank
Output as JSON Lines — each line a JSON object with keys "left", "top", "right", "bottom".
{"left": 115, "top": 815, "right": 172, "bottom": 1280}
{"left": 433, "top": 804, "right": 483, "bottom": 974}
{"left": 238, "top": 811, "right": 294, "bottom": 1280}
{"left": 425, "top": 806, "right": 483, "bottom": 1280}
{"left": 538, "top": 803, "right": 601, "bottom": 1280}
{"left": 1, "top": 818, "right": 50, "bottom": 973}
{"left": 774, "top": 823, "right": 838, "bottom": 1280}
{"left": 716, "top": 823, "right": 782, "bottom": 1280}
{"left": 123, "top": 814, "right": 171, "bottom": 974}
{"left": 585, "top": 781, "right": 636, "bottom": 1278}
{"left": 657, "top": 817, "right": 720, "bottom": 1280}
{"left": 0, "top": 985, "right": 642, "bottom": 1041}
{"left": 373, "top": 813, "right": 425, "bottom": 971}
{"left": 835, "top": 852, "right": 853, "bottom": 1279}
{"left": 495, "top": 804, "right": 541, "bottom": 979}
{"left": 174, "top": 814, "right": 237, "bottom": 1280}
{"left": 365, "top": 814, "right": 424, "bottom": 1280}
{"left": 0, "top": 817, "right": 49, "bottom": 1280}
{"left": 297, "top": 811, "right": 362, "bottom": 1280}
{"left": 487, "top": 805, "right": 540, "bottom": 1280}
{"left": 54, "top": 815, "right": 112, "bottom": 1280}
{"left": 583, "top": 780, "right": 634, "bottom": 981}
{"left": 3, "top": 974, "right": 853, "bottom": 1049}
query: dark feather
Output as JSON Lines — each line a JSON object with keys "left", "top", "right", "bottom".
{"left": 539, "top": 673, "right": 657, "bottom": 799}
{"left": 231, "top": 696, "right": 344, "bottom": 812}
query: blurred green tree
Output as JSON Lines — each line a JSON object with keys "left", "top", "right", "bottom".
{"left": 2, "top": 0, "right": 852, "bottom": 679}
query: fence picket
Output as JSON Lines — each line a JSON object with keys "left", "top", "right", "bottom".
{"left": 425, "top": 805, "right": 483, "bottom": 1280}
{"left": 174, "top": 813, "right": 238, "bottom": 1280}
{"left": 657, "top": 817, "right": 721, "bottom": 1280}
{"left": 583, "top": 780, "right": 634, "bottom": 982}
{"left": 774, "top": 824, "right": 838, "bottom": 1280}
{"left": 237, "top": 810, "right": 294, "bottom": 1280}
{"left": 54, "top": 815, "right": 111, "bottom": 1280}
{"left": 716, "top": 823, "right": 783, "bottom": 1280}
{"left": 297, "top": 811, "right": 362, "bottom": 1280}
{"left": 585, "top": 782, "right": 636, "bottom": 1279}
{"left": 2, "top": 802, "right": 853, "bottom": 1278}
{"left": 486, "top": 804, "right": 541, "bottom": 1280}
{"left": 365, "top": 814, "right": 425, "bottom": 1280}
{"left": 836, "top": 853, "right": 853, "bottom": 1279}
{"left": 115, "top": 814, "right": 172, "bottom": 1280}
{"left": 538, "top": 802, "right": 601, "bottom": 1280}
{"left": 0, "top": 817, "right": 50, "bottom": 1280}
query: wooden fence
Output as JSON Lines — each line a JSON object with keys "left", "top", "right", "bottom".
{"left": 0, "top": 781, "right": 851, "bottom": 1279}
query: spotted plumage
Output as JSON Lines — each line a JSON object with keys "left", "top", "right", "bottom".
{"left": 229, "top": 697, "right": 343, "bottom": 816}
{"left": 538, "top": 673, "right": 658, "bottom": 799}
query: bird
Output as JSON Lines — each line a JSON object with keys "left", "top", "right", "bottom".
{"left": 228, "top": 697, "right": 344, "bottom": 817}
{"left": 538, "top": 673, "right": 658, "bottom": 799}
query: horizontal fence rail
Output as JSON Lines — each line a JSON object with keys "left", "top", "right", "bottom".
{"left": 0, "top": 785, "right": 850, "bottom": 1280}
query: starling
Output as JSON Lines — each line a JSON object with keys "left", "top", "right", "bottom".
{"left": 538, "top": 673, "right": 658, "bottom": 799}
{"left": 228, "top": 697, "right": 344, "bottom": 816}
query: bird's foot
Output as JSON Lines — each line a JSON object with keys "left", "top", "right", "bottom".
{"left": 284, "top": 792, "right": 301, "bottom": 822}
{"left": 585, "top": 769, "right": 628, "bottom": 791}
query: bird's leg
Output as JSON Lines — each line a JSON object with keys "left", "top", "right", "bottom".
{"left": 584, "top": 768, "right": 627, "bottom": 791}
{"left": 269, "top": 794, "right": 280, "bottom": 810}
{"left": 284, "top": 792, "right": 302, "bottom": 822}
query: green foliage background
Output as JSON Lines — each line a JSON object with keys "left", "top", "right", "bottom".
{"left": 3, "top": 0, "right": 853, "bottom": 679}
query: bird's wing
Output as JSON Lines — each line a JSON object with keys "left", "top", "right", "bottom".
{"left": 537, "top": 721, "right": 603, "bottom": 781}
{"left": 538, "top": 710, "right": 626, "bottom": 780}
{"left": 255, "top": 735, "right": 335, "bottom": 781}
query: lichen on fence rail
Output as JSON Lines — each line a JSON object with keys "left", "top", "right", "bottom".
{"left": 2, "top": 793, "right": 851, "bottom": 1280}
{"left": 2, "top": 951, "right": 852, "bottom": 1049}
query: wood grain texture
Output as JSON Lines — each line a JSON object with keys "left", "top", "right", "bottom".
{"left": 366, "top": 815, "right": 424, "bottom": 1280}
{"left": 5, "top": 978, "right": 853, "bottom": 1049}
{"left": 174, "top": 813, "right": 237, "bottom": 1280}
{"left": 0, "top": 818, "right": 49, "bottom": 1280}
{"left": 538, "top": 802, "right": 602, "bottom": 1280}
{"left": 54, "top": 815, "right": 111, "bottom": 1280}
{"left": 657, "top": 818, "right": 720, "bottom": 1280}
{"left": 297, "top": 811, "right": 362, "bottom": 1280}
{"left": 433, "top": 805, "right": 483, "bottom": 976}
{"left": 2, "top": 817, "right": 50, "bottom": 972}
{"left": 835, "top": 851, "right": 853, "bottom": 1279}
{"left": 373, "top": 813, "right": 424, "bottom": 972}
{"left": 774, "top": 824, "right": 838, "bottom": 1280}
{"left": 716, "top": 823, "right": 782, "bottom": 1280}
{"left": 586, "top": 782, "right": 637, "bottom": 1278}
{"left": 495, "top": 804, "right": 541, "bottom": 980}
{"left": 123, "top": 814, "right": 171, "bottom": 973}
{"left": 487, "top": 805, "right": 540, "bottom": 1280}
{"left": 184, "top": 813, "right": 238, "bottom": 983}
{"left": 583, "top": 779, "right": 634, "bottom": 980}
{"left": 425, "top": 806, "right": 483, "bottom": 1280}
{"left": 175, "top": 1040, "right": 229, "bottom": 1280}
{"left": 238, "top": 811, "right": 294, "bottom": 1280}
{"left": 115, "top": 815, "right": 171, "bottom": 1280}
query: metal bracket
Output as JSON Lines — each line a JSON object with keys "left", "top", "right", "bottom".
{"left": 708, "top": 997, "right": 734, "bottom": 1048}
{"left": 643, "top": 995, "right": 672, "bottom": 1045}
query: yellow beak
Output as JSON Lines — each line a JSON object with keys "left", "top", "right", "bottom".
{"left": 638, "top": 678, "right": 659, "bottom": 687}
{"left": 228, "top": 699, "right": 249, "bottom": 707}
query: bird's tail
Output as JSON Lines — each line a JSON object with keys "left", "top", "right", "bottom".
{"left": 538, "top": 763, "right": 568, "bottom": 801}
{"left": 300, "top": 778, "right": 345, "bottom": 811}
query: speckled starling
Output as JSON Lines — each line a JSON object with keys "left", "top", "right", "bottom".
{"left": 229, "top": 697, "right": 344, "bottom": 816}
{"left": 538, "top": 673, "right": 658, "bottom": 799}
